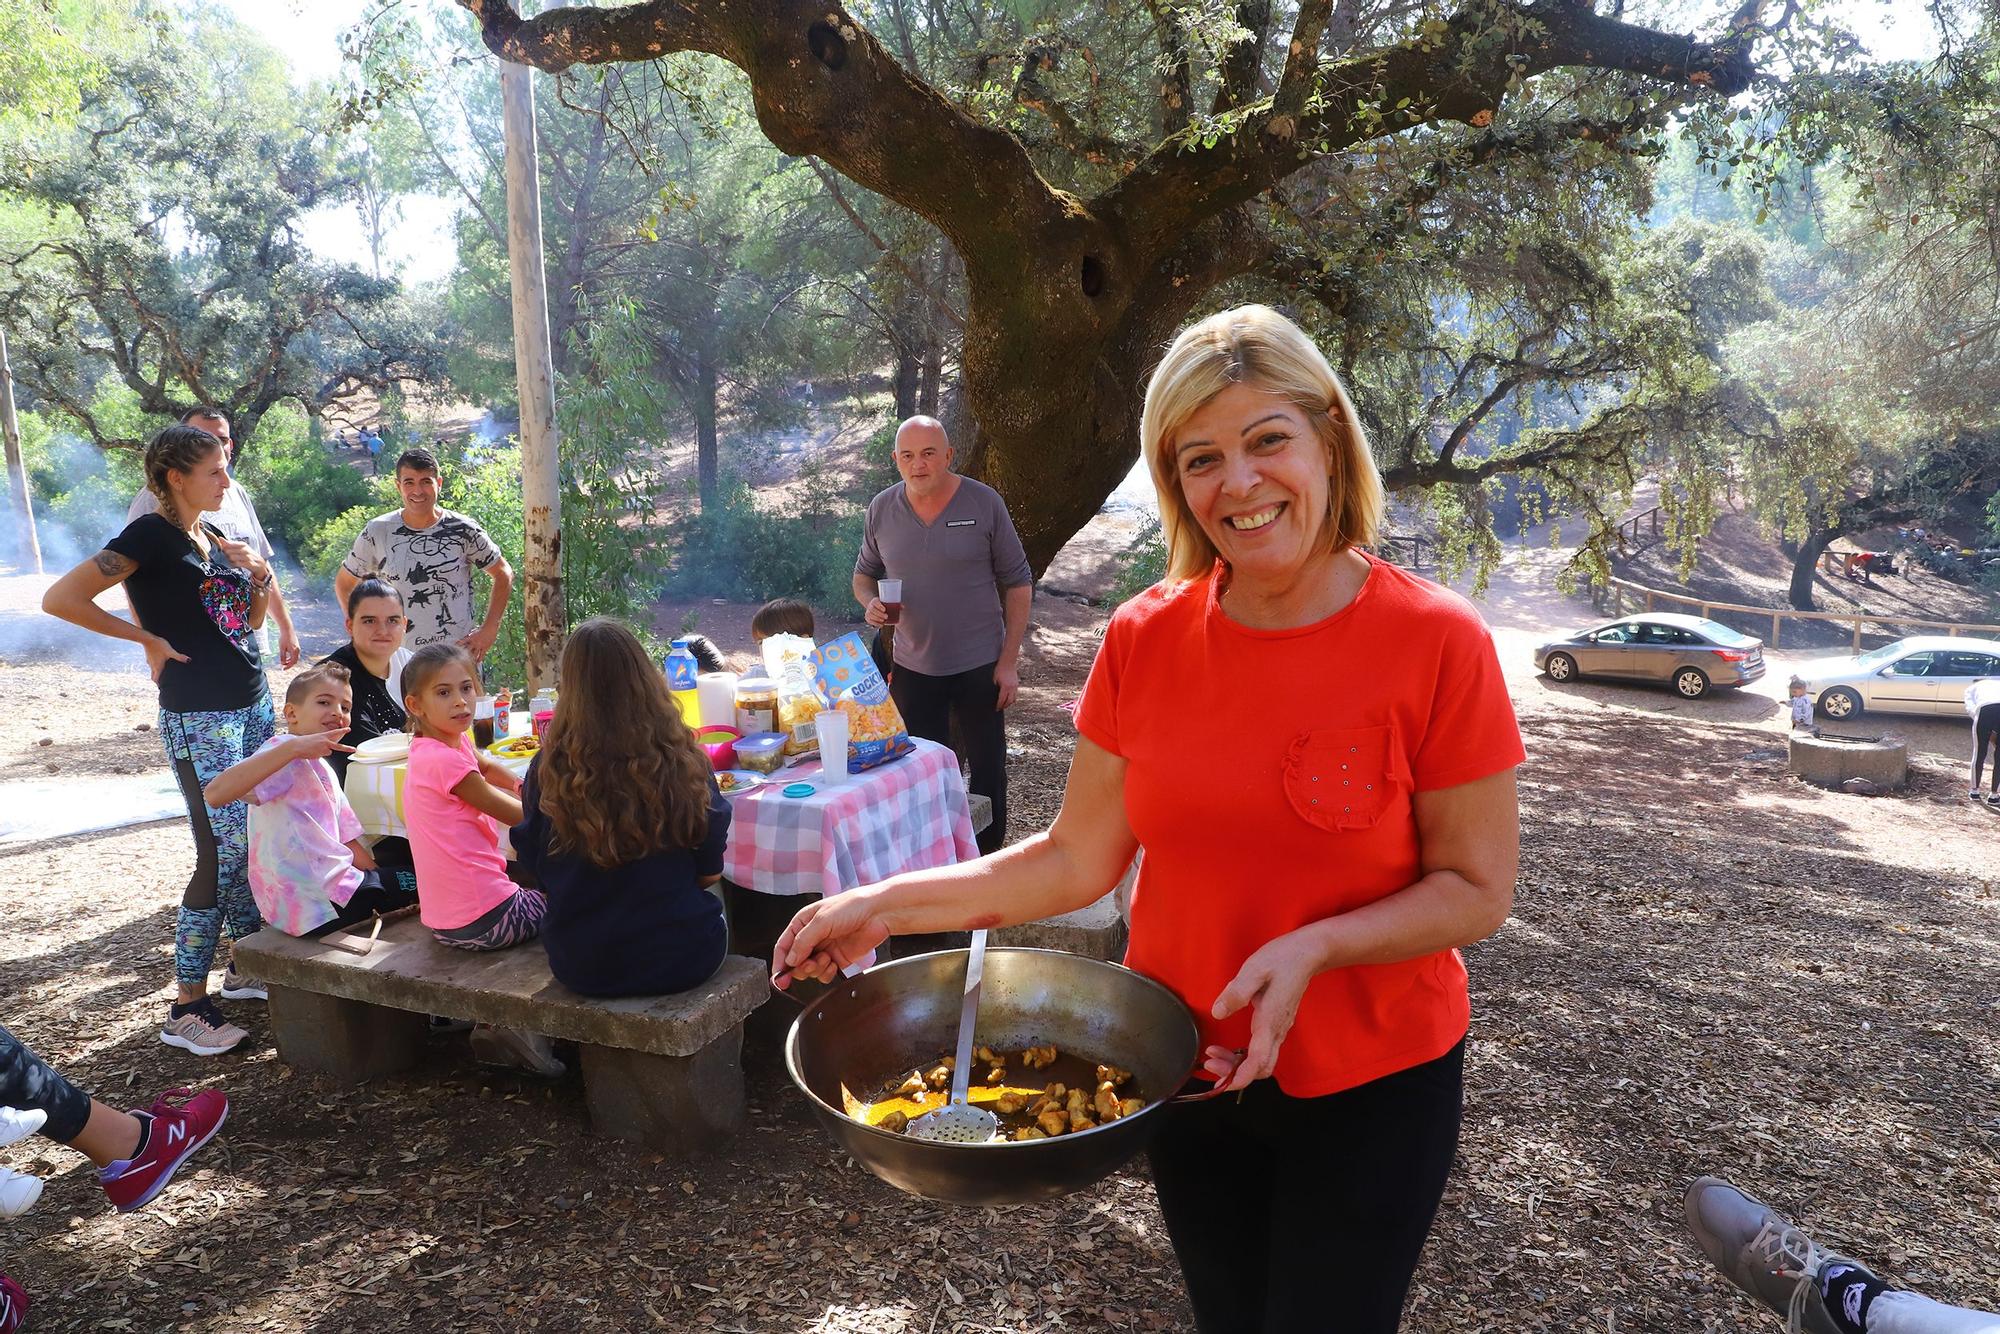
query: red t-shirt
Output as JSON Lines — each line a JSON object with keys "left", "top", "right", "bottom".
{"left": 1074, "top": 554, "right": 1524, "bottom": 1097}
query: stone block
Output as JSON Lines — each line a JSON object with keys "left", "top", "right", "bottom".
{"left": 967, "top": 793, "right": 993, "bottom": 836}
{"left": 993, "top": 888, "right": 1128, "bottom": 961}
{"left": 990, "top": 855, "right": 1136, "bottom": 962}
{"left": 266, "top": 985, "right": 425, "bottom": 1086}
{"left": 235, "top": 923, "right": 767, "bottom": 1058}
{"left": 1789, "top": 732, "right": 1909, "bottom": 791}
{"left": 580, "top": 1030, "right": 745, "bottom": 1156}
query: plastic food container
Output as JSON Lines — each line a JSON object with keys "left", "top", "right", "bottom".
{"left": 734, "top": 732, "right": 787, "bottom": 775}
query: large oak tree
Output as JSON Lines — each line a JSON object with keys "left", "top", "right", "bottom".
{"left": 0, "top": 4, "right": 444, "bottom": 453}
{"left": 458, "top": 0, "right": 1777, "bottom": 572}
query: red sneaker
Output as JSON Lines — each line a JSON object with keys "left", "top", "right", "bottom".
{"left": 99, "top": 1087, "right": 228, "bottom": 1213}
{"left": 0, "top": 1273, "right": 26, "bottom": 1334}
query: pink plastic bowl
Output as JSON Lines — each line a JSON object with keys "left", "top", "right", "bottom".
{"left": 696, "top": 725, "right": 741, "bottom": 769}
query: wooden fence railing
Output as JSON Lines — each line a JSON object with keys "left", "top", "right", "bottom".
{"left": 1613, "top": 505, "right": 1664, "bottom": 554}
{"left": 1374, "top": 534, "right": 1432, "bottom": 568}
{"left": 1599, "top": 576, "right": 2000, "bottom": 651}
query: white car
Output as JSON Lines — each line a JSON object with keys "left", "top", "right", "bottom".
{"left": 1795, "top": 636, "right": 2000, "bottom": 720}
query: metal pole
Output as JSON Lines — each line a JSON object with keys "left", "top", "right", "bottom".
{"left": 0, "top": 327, "right": 43, "bottom": 574}
{"left": 501, "top": 16, "right": 563, "bottom": 690}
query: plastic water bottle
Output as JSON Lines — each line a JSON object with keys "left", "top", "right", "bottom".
{"left": 663, "top": 640, "right": 703, "bottom": 729}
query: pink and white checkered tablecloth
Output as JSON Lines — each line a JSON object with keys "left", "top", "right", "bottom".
{"left": 722, "top": 737, "right": 978, "bottom": 899}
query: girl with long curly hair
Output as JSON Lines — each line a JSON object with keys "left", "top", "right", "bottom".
{"left": 511, "top": 618, "right": 730, "bottom": 997}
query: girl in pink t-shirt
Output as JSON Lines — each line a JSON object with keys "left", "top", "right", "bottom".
{"left": 401, "top": 644, "right": 546, "bottom": 950}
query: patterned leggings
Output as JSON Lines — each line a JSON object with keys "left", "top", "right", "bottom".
{"left": 432, "top": 889, "right": 548, "bottom": 952}
{"left": 160, "top": 698, "right": 276, "bottom": 987}
{"left": 0, "top": 1022, "right": 92, "bottom": 1144}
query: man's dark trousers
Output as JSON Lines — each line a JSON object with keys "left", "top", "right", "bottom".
{"left": 891, "top": 661, "right": 1007, "bottom": 855}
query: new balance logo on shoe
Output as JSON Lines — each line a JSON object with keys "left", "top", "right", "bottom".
{"left": 99, "top": 1089, "right": 227, "bottom": 1214}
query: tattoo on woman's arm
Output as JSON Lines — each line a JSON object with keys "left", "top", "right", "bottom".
{"left": 93, "top": 550, "right": 136, "bottom": 578}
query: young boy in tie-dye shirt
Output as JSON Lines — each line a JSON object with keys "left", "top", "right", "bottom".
{"left": 203, "top": 664, "right": 416, "bottom": 936}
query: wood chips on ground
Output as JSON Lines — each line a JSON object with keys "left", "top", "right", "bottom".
{"left": 5, "top": 582, "right": 2000, "bottom": 1332}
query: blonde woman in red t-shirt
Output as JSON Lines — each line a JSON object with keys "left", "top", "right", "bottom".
{"left": 775, "top": 304, "right": 1524, "bottom": 1333}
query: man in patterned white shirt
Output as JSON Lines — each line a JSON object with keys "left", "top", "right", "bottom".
{"left": 333, "top": 448, "right": 513, "bottom": 657}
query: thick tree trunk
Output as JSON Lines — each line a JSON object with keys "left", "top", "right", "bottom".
{"left": 694, "top": 343, "right": 720, "bottom": 511}
{"left": 1790, "top": 527, "right": 1834, "bottom": 611}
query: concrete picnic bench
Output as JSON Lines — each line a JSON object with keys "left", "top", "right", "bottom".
{"left": 233, "top": 914, "right": 767, "bottom": 1158}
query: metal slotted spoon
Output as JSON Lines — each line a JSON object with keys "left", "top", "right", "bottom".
{"left": 905, "top": 929, "right": 1000, "bottom": 1144}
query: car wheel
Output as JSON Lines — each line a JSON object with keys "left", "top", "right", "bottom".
{"left": 1674, "top": 667, "right": 1710, "bottom": 699}
{"left": 1545, "top": 652, "right": 1578, "bottom": 683}
{"left": 1819, "top": 686, "right": 1861, "bottom": 720}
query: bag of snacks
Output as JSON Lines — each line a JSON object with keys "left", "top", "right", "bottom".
{"left": 808, "top": 632, "right": 915, "bottom": 772}
{"left": 760, "top": 633, "right": 821, "bottom": 759}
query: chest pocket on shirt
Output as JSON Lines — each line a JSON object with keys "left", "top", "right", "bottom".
{"left": 937, "top": 520, "right": 987, "bottom": 564}
{"left": 1282, "top": 725, "right": 1408, "bottom": 832}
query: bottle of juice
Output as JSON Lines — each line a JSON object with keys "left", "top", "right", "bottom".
{"left": 663, "top": 640, "right": 703, "bottom": 728}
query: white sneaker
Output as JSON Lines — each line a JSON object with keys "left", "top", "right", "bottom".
{"left": 0, "top": 1109, "right": 46, "bottom": 1150}
{"left": 0, "top": 1169, "right": 42, "bottom": 1220}
{"left": 468, "top": 1025, "right": 565, "bottom": 1078}
{"left": 159, "top": 999, "right": 249, "bottom": 1056}
{"left": 218, "top": 964, "right": 267, "bottom": 1002}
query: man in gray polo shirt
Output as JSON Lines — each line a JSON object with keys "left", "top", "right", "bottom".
{"left": 855, "top": 416, "right": 1032, "bottom": 852}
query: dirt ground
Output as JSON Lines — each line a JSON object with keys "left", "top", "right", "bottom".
{"left": 6, "top": 515, "right": 2000, "bottom": 1331}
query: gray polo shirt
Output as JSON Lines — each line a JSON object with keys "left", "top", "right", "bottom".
{"left": 856, "top": 477, "right": 1033, "bottom": 677}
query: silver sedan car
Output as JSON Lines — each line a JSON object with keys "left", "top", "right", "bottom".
{"left": 1794, "top": 635, "right": 2000, "bottom": 720}
{"left": 1535, "top": 613, "right": 1767, "bottom": 699}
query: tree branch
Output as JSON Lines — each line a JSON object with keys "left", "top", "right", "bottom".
{"left": 1100, "top": 0, "right": 1760, "bottom": 266}
{"left": 455, "top": 0, "right": 1067, "bottom": 263}
{"left": 1216, "top": 0, "right": 1272, "bottom": 112}
{"left": 803, "top": 157, "right": 964, "bottom": 331}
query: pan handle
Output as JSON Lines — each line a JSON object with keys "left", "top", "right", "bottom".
{"left": 1168, "top": 1049, "right": 1249, "bottom": 1103}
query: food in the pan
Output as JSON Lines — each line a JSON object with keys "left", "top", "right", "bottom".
{"left": 846, "top": 1044, "right": 1148, "bottom": 1141}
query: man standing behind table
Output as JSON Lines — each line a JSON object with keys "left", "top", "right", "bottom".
{"left": 854, "top": 416, "right": 1032, "bottom": 854}
{"left": 333, "top": 448, "right": 514, "bottom": 659}
{"left": 126, "top": 405, "right": 300, "bottom": 668}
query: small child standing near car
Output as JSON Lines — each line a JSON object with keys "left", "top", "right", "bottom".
{"left": 1788, "top": 677, "right": 1816, "bottom": 732}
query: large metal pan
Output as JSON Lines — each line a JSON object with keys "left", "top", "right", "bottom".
{"left": 783, "top": 946, "right": 1210, "bottom": 1206}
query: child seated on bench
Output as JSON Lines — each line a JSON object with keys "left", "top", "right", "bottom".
{"left": 402, "top": 643, "right": 542, "bottom": 950}
{"left": 403, "top": 643, "right": 562, "bottom": 1075}
{"left": 203, "top": 663, "right": 417, "bottom": 938}
{"left": 512, "top": 619, "right": 730, "bottom": 997}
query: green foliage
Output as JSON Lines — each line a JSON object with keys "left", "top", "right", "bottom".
{"left": 663, "top": 475, "right": 864, "bottom": 610}
{"left": 444, "top": 448, "right": 529, "bottom": 686}
{"left": 1109, "top": 515, "right": 1166, "bottom": 603}
{"left": 233, "top": 404, "right": 376, "bottom": 556}
{"left": 14, "top": 406, "right": 143, "bottom": 552}
{"left": 0, "top": 0, "right": 125, "bottom": 147}
{"left": 302, "top": 504, "right": 382, "bottom": 586}
{"left": 553, "top": 299, "right": 675, "bottom": 628}
{"left": 0, "top": 3, "right": 445, "bottom": 452}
